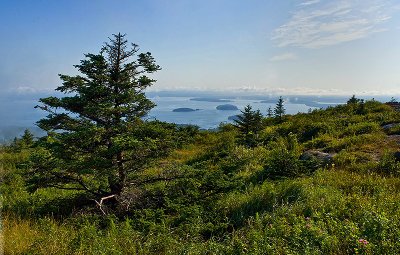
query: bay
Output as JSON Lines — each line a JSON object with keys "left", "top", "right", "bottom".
{"left": 147, "top": 96, "right": 316, "bottom": 129}
{"left": 0, "top": 93, "right": 326, "bottom": 141}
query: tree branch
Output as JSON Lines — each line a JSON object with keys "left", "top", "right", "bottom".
{"left": 92, "top": 194, "right": 116, "bottom": 215}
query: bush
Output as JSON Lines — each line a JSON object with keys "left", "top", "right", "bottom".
{"left": 377, "top": 152, "right": 400, "bottom": 176}
{"left": 265, "top": 134, "right": 304, "bottom": 179}
{"left": 386, "top": 124, "right": 400, "bottom": 135}
{"left": 299, "top": 122, "right": 332, "bottom": 142}
{"left": 342, "top": 122, "right": 380, "bottom": 136}
{"left": 304, "top": 134, "right": 334, "bottom": 150}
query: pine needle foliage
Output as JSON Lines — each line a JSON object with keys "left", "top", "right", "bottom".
{"left": 234, "top": 105, "right": 263, "bottom": 147}
{"left": 30, "top": 33, "right": 161, "bottom": 198}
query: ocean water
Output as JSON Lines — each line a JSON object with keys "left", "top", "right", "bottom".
{"left": 0, "top": 94, "right": 317, "bottom": 141}
{"left": 147, "top": 96, "right": 315, "bottom": 129}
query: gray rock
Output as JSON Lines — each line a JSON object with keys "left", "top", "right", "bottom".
{"left": 382, "top": 123, "right": 400, "bottom": 130}
{"left": 300, "top": 150, "right": 335, "bottom": 165}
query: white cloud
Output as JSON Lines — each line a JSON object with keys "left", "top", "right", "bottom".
{"left": 300, "top": 0, "right": 320, "bottom": 6}
{"left": 273, "top": 0, "right": 396, "bottom": 48}
{"left": 270, "top": 52, "right": 298, "bottom": 61}
{"left": 5, "top": 86, "right": 53, "bottom": 95}
{"left": 14, "top": 86, "right": 39, "bottom": 94}
{"left": 148, "top": 84, "right": 400, "bottom": 96}
{"left": 233, "top": 86, "right": 400, "bottom": 96}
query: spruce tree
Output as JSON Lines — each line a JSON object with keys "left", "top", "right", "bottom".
{"left": 274, "top": 96, "right": 286, "bottom": 121}
{"left": 234, "top": 104, "right": 263, "bottom": 147}
{"left": 21, "top": 129, "right": 34, "bottom": 147}
{"left": 30, "top": 33, "right": 161, "bottom": 199}
{"left": 9, "top": 129, "right": 34, "bottom": 151}
{"left": 347, "top": 95, "right": 362, "bottom": 104}
{"left": 267, "top": 106, "right": 273, "bottom": 118}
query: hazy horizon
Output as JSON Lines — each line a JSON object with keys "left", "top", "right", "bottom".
{"left": 0, "top": 89, "right": 397, "bottom": 142}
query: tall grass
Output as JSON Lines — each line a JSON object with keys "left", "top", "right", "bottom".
{"left": 2, "top": 101, "right": 400, "bottom": 254}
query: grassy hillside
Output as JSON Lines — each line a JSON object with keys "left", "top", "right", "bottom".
{"left": 2, "top": 100, "right": 400, "bottom": 254}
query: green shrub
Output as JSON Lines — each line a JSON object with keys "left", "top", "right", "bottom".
{"left": 299, "top": 122, "right": 332, "bottom": 142}
{"left": 304, "top": 134, "right": 334, "bottom": 150}
{"left": 343, "top": 122, "right": 380, "bottom": 136}
{"left": 377, "top": 152, "right": 400, "bottom": 176}
{"left": 386, "top": 124, "right": 400, "bottom": 135}
{"left": 264, "top": 134, "right": 304, "bottom": 179}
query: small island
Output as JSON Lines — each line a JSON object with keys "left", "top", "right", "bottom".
{"left": 216, "top": 104, "right": 239, "bottom": 110}
{"left": 172, "top": 108, "right": 199, "bottom": 112}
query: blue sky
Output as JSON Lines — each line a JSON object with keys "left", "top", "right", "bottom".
{"left": 1, "top": 0, "right": 400, "bottom": 95}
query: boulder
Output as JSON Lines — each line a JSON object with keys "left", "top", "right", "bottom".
{"left": 382, "top": 123, "right": 400, "bottom": 130}
{"left": 300, "top": 150, "right": 335, "bottom": 165}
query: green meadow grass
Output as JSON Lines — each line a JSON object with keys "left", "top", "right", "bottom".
{"left": 2, "top": 101, "right": 400, "bottom": 254}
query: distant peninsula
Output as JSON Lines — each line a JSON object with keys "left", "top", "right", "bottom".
{"left": 216, "top": 104, "right": 239, "bottom": 110}
{"left": 190, "top": 97, "right": 232, "bottom": 102}
{"left": 172, "top": 108, "right": 199, "bottom": 112}
{"left": 228, "top": 114, "right": 241, "bottom": 121}
{"left": 260, "top": 99, "right": 278, "bottom": 104}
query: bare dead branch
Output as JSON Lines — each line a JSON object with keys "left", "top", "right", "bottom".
{"left": 92, "top": 194, "right": 116, "bottom": 215}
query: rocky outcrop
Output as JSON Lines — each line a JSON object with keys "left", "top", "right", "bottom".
{"left": 300, "top": 150, "right": 335, "bottom": 165}
{"left": 382, "top": 123, "right": 400, "bottom": 130}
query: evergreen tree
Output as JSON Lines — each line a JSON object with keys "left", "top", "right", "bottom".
{"left": 9, "top": 129, "right": 34, "bottom": 151}
{"left": 30, "top": 33, "right": 161, "bottom": 199}
{"left": 347, "top": 95, "right": 362, "bottom": 104}
{"left": 346, "top": 95, "right": 366, "bottom": 114}
{"left": 234, "top": 104, "right": 263, "bottom": 147}
{"left": 9, "top": 137, "right": 20, "bottom": 152}
{"left": 274, "top": 96, "right": 285, "bottom": 120}
{"left": 267, "top": 106, "right": 273, "bottom": 118}
{"left": 21, "top": 129, "right": 34, "bottom": 147}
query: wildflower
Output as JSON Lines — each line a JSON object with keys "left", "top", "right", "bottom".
{"left": 358, "top": 238, "right": 369, "bottom": 245}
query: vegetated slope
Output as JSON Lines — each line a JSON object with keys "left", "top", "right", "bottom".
{"left": 2, "top": 100, "right": 400, "bottom": 254}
